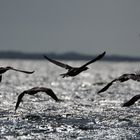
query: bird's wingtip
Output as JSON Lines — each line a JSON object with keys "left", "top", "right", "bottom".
{"left": 43, "top": 54, "right": 48, "bottom": 59}
{"left": 102, "top": 51, "right": 106, "bottom": 55}
{"left": 57, "top": 99, "right": 64, "bottom": 102}
{"left": 97, "top": 90, "right": 103, "bottom": 94}
{"left": 31, "top": 71, "right": 35, "bottom": 73}
{"left": 122, "top": 104, "right": 127, "bottom": 107}
{"left": 14, "top": 108, "right": 17, "bottom": 113}
{"left": 121, "top": 102, "right": 130, "bottom": 107}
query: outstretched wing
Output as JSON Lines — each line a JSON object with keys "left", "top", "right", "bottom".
{"left": 10, "top": 67, "right": 34, "bottom": 74}
{"left": 81, "top": 51, "right": 106, "bottom": 68}
{"left": 97, "top": 79, "right": 116, "bottom": 94}
{"left": 44, "top": 55, "right": 72, "bottom": 70}
{"left": 123, "top": 94, "right": 140, "bottom": 107}
{"left": 44, "top": 88, "right": 59, "bottom": 102}
{"left": 15, "top": 92, "right": 26, "bottom": 111}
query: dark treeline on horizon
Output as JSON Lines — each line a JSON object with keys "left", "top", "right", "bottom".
{"left": 0, "top": 51, "right": 140, "bottom": 61}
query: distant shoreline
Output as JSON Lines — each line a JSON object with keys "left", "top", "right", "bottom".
{"left": 0, "top": 51, "right": 140, "bottom": 61}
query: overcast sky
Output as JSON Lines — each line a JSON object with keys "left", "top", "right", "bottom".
{"left": 0, "top": 0, "right": 140, "bottom": 56}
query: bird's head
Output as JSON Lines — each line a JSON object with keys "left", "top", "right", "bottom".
{"left": 83, "top": 67, "right": 89, "bottom": 71}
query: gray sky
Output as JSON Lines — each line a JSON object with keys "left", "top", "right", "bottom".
{"left": 0, "top": 0, "right": 140, "bottom": 56}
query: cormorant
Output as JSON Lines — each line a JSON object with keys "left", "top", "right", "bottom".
{"left": 44, "top": 51, "right": 106, "bottom": 77}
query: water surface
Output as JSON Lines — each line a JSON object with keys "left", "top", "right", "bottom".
{"left": 0, "top": 60, "right": 140, "bottom": 139}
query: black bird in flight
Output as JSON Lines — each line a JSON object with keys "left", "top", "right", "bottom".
{"left": 0, "top": 66, "right": 34, "bottom": 82}
{"left": 97, "top": 73, "right": 140, "bottom": 94}
{"left": 44, "top": 51, "right": 106, "bottom": 78}
{"left": 122, "top": 94, "right": 140, "bottom": 107}
{"left": 15, "top": 87, "right": 60, "bottom": 112}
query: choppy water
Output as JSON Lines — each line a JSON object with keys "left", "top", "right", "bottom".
{"left": 0, "top": 59, "right": 140, "bottom": 140}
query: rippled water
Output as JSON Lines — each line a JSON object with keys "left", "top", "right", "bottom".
{"left": 0, "top": 59, "right": 140, "bottom": 139}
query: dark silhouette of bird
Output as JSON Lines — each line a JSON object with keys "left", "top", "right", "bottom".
{"left": 15, "top": 87, "right": 60, "bottom": 112}
{"left": 0, "top": 66, "right": 34, "bottom": 82}
{"left": 44, "top": 51, "right": 106, "bottom": 77}
{"left": 97, "top": 73, "right": 139, "bottom": 94}
{"left": 122, "top": 94, "right": 140, "bottom": 107}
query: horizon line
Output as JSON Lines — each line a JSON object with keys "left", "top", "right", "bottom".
{"left": 0, "top": 51, "right": 139, "bottom": 61}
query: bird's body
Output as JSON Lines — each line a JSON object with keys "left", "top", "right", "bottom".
{"left": 15, "top": 87, "right": 60, "bottom": 111}
{"left": 97, "top": 73, "right": 139, "bottom": 94}
{"left": 0, "top": 66, "right": 34, "bottom": 82}
{"left": 44, "top": 51, "right": 106, "bottom": 78}
{"left": 60, "top": 66, "right": 89, "bottom": 77}
{"left": 123, "top": 94, "right": 140, "bottom": 107}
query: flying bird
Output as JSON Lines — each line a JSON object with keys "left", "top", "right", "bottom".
{"left": 0, "top": 66, "right": 34, "bottom": 82}
{"left": 44, "top": 51, "right": 106, "bottom": 77}
{"left": 97, "top": 73, "right": 139, "bottom": 94}
{"left": 122, "top": 94, "right": 140, "bottom": 107}
{"left": 15, "top": 87, "right": 60, "bottom": 111}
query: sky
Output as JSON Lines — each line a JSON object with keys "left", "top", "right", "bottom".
{"left": 0, "top": 0, "right": 140, "bottom": 56}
